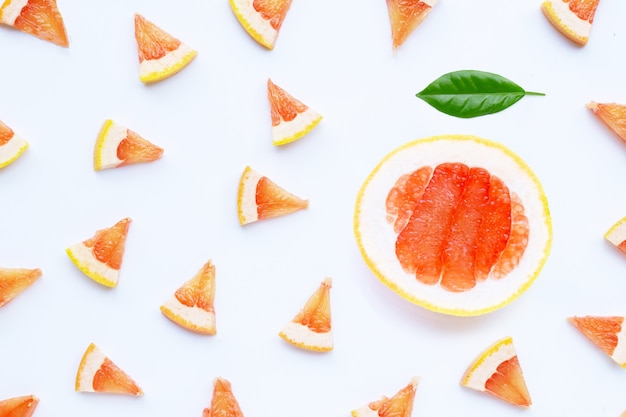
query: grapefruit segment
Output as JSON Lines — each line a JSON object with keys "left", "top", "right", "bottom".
{"left": 587, "top": 102, "right": 626, "bottom": 143}
{"left": 160, "top": 260, "right": 217, "bottom": 335}
{"left": 0, "top": 395, "right": 39, "bottom": 417}
{"left": 75, "top": 343, "right": 143, "bottom": 395}
{"left": 541, "top": 0, "right": 600, "bottom": 46}
{"left": 229, "top": 0, "right": 292, "bottom": 50}
{"left": 0, "top": 120, "right": 29, "bottom": 169}
{"left": 237, "top": 166, "right": 308, "bottom": 225}
{"left": 134, "top": 13, "right": 197, "bottom": 84}
{"left": 0, "top": 267, "right": 42, "bottom": 308}
{"left": 66, "top": 218, "right": 132, "bottom": 288}
{"left": 461, "top": 337, "right": 531, "bottom": 407}
{"left": 94, "top": 120, "right": 164, "bottom": 170}
{"left": 202, "top": 377, "right": 244, "bottom": 417}
{"left": 605, "top": 216, "right": 626, "bottom": 256}
{"left": 386, "top": 0, "right": 438, "bottom": 50}
{"left": 568, "top": 315, "right": 626, "bottom": 367}
{"left": 279, "top": 277, "right": 333, "bottom": 352}
{"left": 0, "top": 0, "right": 68, "bottom": 47}
{"left": 351, "top": 377, "right": 419, "bottom": 417}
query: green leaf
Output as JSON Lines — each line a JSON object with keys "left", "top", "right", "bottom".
{"left": 416, "top": 70, "right": 545, "bottom": 118}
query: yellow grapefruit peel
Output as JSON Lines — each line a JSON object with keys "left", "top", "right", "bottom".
{"left": 229, "top": 0, "right": 292, "bottom": 50}
{"left": 605, "top": 216, "right": 626, "bottom": 256}
{"left": 540, "top": 0, "right": 598, "bottom": 46}
{"left": 0, "top": 121, "right": 28, "bottom": 169}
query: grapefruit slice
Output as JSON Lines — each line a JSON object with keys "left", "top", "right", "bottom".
{"left": 237, "top": 166, "right": 308, "bottom": 225}
{"left": 0, "top": 0, "right": 68, "bottom": 47}
{"left": 0, "top": 120, "right": 28, "bottom": 169}
{"left": 0, "top": 267, "right": 42, "bottom": 308}
{"left": 568, "top": 315, "right": 626, "bottom": 367}
{"left": 541, "top": 0, "right": 600, "bottom": 46}
{"left": 351, "top": 377, "right": 419, "bottom": 417}
{"left": 202, "top": 377, "right": 244, "bottom": 417}
{"left": 229, "top": 0, "right": 292, "bottom": 50}
{"left": 94, "top": 119, "right": 164, "bottom": 171}
{"left": 160, "top": 260, "right": 217, "bottom": 335}
{"left": 66, "top": 218, "right": 132, "bottom": 288}
{"left": 279, "top": 277, "right": 333, "bottom": 352}
{"left": 75, "top": 342, "right": 143, "bottom": 395}
{"left": 134, "top": 13, "right": 197, "bottom": 84}
{"left": 354, "top": 135, "right": 552, "bottom": 316}
{"left": 461, "top": 337, "right": 531, "bottom": 407}
{"left": 386, "top": 0, "right": 438, "bottom": 50}
{"left": 587, "top": 102, "right": 626, "bottom": 143}
{"left": 0, "top": 395, "right": 39, "bottom": 417}
{"left": 267, "top": 79, "right": 322, "bottom": 146}
{"left": 605, "top": 216, "right": 626, "bottom": 256}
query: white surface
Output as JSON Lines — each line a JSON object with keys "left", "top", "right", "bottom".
{"left": 1, "top": 0, "right": 626, "bottom": 416}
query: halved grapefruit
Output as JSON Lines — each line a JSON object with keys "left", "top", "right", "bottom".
{"left": 267, "top": 79, "right": 322, "bottom": 146}
{"left": 203, "top": 377, "right": 244, "bottom": 417}
{"left": 75, "top": 342, "right": 143, "bottom": 395}
{"left": 354, "top": 135, "right": 552, "bottom": 316}
{"left": 134, "top": 13, "right": 197, "bottom": 84}
{"left": 229, "top": 0, "right": 292, "bottom": 50}
{"left": 351, "top": 377, "right": 419, "bottom": 417}
{"left": 94, "top": 120, "right": 164, "bottom": 171}
{"left": 568, "top": 315, "right": 626, "bottom": 367}
{"left": 0, "top": 267, "right": 42, "bottom": 308}
{"left": 587, "top": 102, "right": 626, "bottom": 143}
{"left": 461, "top": 337, "right": 531, "bottom": 407}
{"left": 279, "top": 277, "right": 333, "bottom": 352}
{"left": 66, "top": 218, "right": 132, "bottom": 288}
{"left": 0, "top": 120, "right": 29, "bottom": 169}
{"left": 541, "top": 0, "right": 600, "bottom": 46}
{"left": 161, "top": 260, "right": 217, "bottom": 335}
{"left": 386, "top": 0, "right": 438, "bottom": 50}
{"left": 0, "top": 395, "right": 39, "bottom": 417}
{"left": 605, "top": 216, "right": 626, "bottom": 256}
{"left": 237, "top": 166, "right": 308, "bottom": 225}
{"left": 0, "top": 0, "right": 68, "bottom": 47}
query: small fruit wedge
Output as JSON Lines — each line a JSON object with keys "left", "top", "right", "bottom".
{"left": 279, "top": 277, "right": 333, "bottom": 352}
{"left": 587, "top": 102, "right": 626, "bottom": 143}
{"left": 229, "top": 0, "right": 292, "bottom": 50}
{"left": 202, "top": 377, "right": 244, "bottom": 417}
{"left": 75, "top": 343, "right": 143, "bottom": 395}
{"left": 0, "top": 0, "right": 68, "bottom": 47}
{"left": 237, "top": 166, "right": 308, "bottom": 225}
{"left": 541, "top": 0, "right": 600, "bottom": 46}
{"left": 0, "top": 267, "right": 42, "bottom": 308}
{"left": 94, "top": 120, "right": 164, "bottom": 171}
{"left": 351, "top": 377, "right": 419, "bottom": 417}
{"left": 0, "top": 120, "right": 29, "bottom": 169}
{"left": 268, "top": 79, "right": 322, "bottom": 146}
{"left": 0, "top": 395, "right": 39, "bottom": 417}
{"left": 460, "top": 337, "right": 531, "bottom": 407}
{"left": 161, "top": 260, "right": 217, "bottom": 335}
{"left": 568, "top": 315, "right": 626, "bottom": 367}
{"left": 66, "top": 218, "right": 132, "bottom": 288}
{"left": 605, "top": 216, "right": 626, "bottom": 256}
{"left": 386, "top": 0, "right": 438, "bottom": 50}
{"left": 134, "top": 13, "right": 197, "bottom": 84}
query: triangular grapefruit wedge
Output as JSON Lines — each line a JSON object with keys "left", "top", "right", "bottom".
{"left": 202, "top": 377, "right": 244, "bottom": 417}
{"left": 0, "top": 120, "right": 29, "bottom": 169}
{"left": 161, "top": 260, "right": 217, "bottom": 335}
{"left": 541, "top": 0, "right": 600, "bottom": 46}
{"left": 66, "top": 218, "right": 132, "bottom": 288}
{"left": 587, "top": 102, "right": 626, "bottom": 143}
{"left": 94, "top": 120, "right": 164, "bottom": 171}
{"left": 267, "top": 79, "right": 322, "bottom": 146}
{"left": 229, "top": 0, "right": 292, "bottom": 50}
{"left": 460, "top": 337, "right": 531, "bottom": 407}
{"left": 386, "top": 0, "right": 438, "bottom": 50}
{"left": 279, "top": 277, "right": 333, "bottom": 352}
{"left": 134, "top": 13, "right": 197, "bottom": 84}
{"left": 351, "top": 377, "right": 419, "bottom": 417}
{"left": 75, "top": 343, "right": 143, "bottom": 395}
{"left": 0, "top": 0, "right": 68, "bottom": 47}
{"left": 237, "top": 166, "right": 308, "bottom": 225}
{"left": 568, "top": 315, "right": 626, "bottom": 367}
{"left": 605, "top": 216, "right": 626, "bottom": 256}
{"left": 0, "top": 267, "right": 41, "bottom": 308}
{"left": 0, "top": 395, "right": 39, "bottom": 417}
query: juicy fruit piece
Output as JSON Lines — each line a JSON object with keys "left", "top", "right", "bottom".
{"left": 569, "top": 316, "right": 626, "bottom": 367}
{"left": 354, "top": 135, "right": 552, "bottom": 316}
{"left": 66, "top": 218, "right": 132, "bottom": 288}
{"left": 605, "top": 216, "right": 626, "bottom": 256}
{"left": 0, "top": 395, "right": 39, "bottom": 417}
{"left": 351, "top": 377, "right": 419, "bottom": 417}
{"left": 75, "top": 343, "right": 143, "bottom": 395}
{"left": 541, "top": 0, "right": 600, "bottom": 46}
{"left": 587, "top": 102, "right": 626, "bottom": 143}
{"left": 0, "top": 0, "right": 68, "bottom": 47}
{"left": 229, "top": 0, "right": 293, "bottom": 50}
{"left": 134, "top": 13, "right": 197, "bottom": 84}
{"left": 267, "top": 79, "right": 322, "bottom": 146}
{"left": 279, "top": 277, "right": 333, "bottom": 352}
{"left": 203, "top": 377, "right": 244, "bottom": 417}
{"left": 94, "top": 120, "right": 164, "bottom": 170}
{"left": 160, "top": 260, "right": 217, "bottom": 335}
{"left": 237, "top": 166, "right": 308, "bottom": 225}
{"left": 0, "top": 267, "right": 42, "bottom": 308}
{"left": 386, "top": 0, "right": 438, "bottom": 50}
{"left": 461, "top": 337, "right": 531, "bottom": 407}
{"left": 0, "top": 120, "right": 29, "bottom": 169}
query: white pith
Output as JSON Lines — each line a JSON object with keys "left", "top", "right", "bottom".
{"left": 462, "top": 338, "right": 516, "bottom": 390}
{"left": 544, "top": 0, "right": 592, "bottom": 36}
{"left": 95, "top": 121, "right": 126, "bottom": 170}
{"left": 161, "top": 297, "right": 216, "bottom": 333}
{"left": 238, "top": 167, "right": 263, "bottom": 224}
{"left": 76, "top": 344, "right": 106, "bottom": 392}
{"left": 272, "top": 108, "right": 322, "bottom": 145}
{"left": 139, "top": 43, "right": 196, "bottom": 81}
{"left": 0, "top": 0, "right": 28, "bottom": 25}
{"left": 230, "top": 0, "right": 278, "bottom": 48}
{"left": 0, "top": 133, "right": 27, "bottom": 166}
{"left": 605, "top": 217, "right": 626, "bottom": 248}
{"left": 67, "top": 242, "right": 119, "bottom": 286}
{"left": 610, "top": 322, "right": 626, "bottom": 366}
{"left": 279, "top": 321, "right": 333, "bottom": 350}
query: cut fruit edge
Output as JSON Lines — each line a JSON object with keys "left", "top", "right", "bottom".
{"left": 540, "top": 0, "right": 594, "bottom": 46}
{"left": 272, "top": 108, "right": 322, "bottom": 146}
{"left": 0, "top": 395, "right": 39, "bottom": 417}
{"left": 66, "top": 243, "right": 119, "bottom": 288}
{"left": 139, "top": 44, "right": 197, "bottom": 84}
{"left": 75, "top": 342, "right": 143, "bottom": 395}
{"left": 0, "top": 0, "right": 69, "bottom": 47}
{"left": 0, "top": 267, "right": 42, "bottom": 308}
{"left": 605, "top": 216, "right": 626, "bottom": 253}
{"left": 0, "top": 123, "right": 28, "bottom": 169}
{"left": 228, "top": 0, "right": 280, "bottom": 49}
{"left": 351, "top": 377, "right": 419, "bottom": 417}
{"left": 568, "top": 316, "right": 626, "bottom": 367}
{"left": 387, "top": 0, "right": 439, "bottom": 50}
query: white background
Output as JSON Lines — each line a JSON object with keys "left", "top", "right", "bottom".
{"left": 1, "top": 0, "right": 626, "bottom": 416}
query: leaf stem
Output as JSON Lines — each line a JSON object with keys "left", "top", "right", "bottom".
{"left": 525, "top": 91, "right": 546, "bottom": 96}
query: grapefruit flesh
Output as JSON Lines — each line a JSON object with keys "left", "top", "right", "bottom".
{"left": 0, "top": 267, "right": 42, "bottom": 308}
{"left": 75, "top": 343, "right": 143, "bottom": 395}
{"left": 229, "top": 0, "right": 293, "bottom": 49}
{"left": 203, "top": 377, "right": 244, "bottom": 417}
{"left": 541, "top": 0, "right": 600, "bottom": 46}
{"left": 386, "top": 0, "right": 438, "bottom": 50}
{"left": 94, "top": 120, "right": 164, "bottom": 170}
{"left": 569, "top": 316, "right": 626, "bottom": 367}
{"left": 587, "top": 102, "right": 626, "bottom": 143}
{"left": 0, "top": 395, "right": 39, "bottom": 417}
{"left": 0, "top": 120, "right": 29, "bottom": 169}
{"left": 0, "top": 0, "right": 68, "bottom": 47}
{"left": 351, "top": 377, "right": 419, "bottom": 417}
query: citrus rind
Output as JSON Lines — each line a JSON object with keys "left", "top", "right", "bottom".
{"left": 75, "top": 343, "right": 143, "bottom": 395}
{"left": 139, "top": 44, "right": 197, "bottom": 84}
{"left": 160, "top": 299, "right": 216, "bottom": 335}
{"left": 605, "top": 216, "right": 626, "bottom": 255}
{"left": 461, "top": 337, "right": 515, "bottom": 389}
{"left": 541, "top": 0, "right": 592, "bottom": 46}
{"left": 278, "top": 322, "right": 333, "bottom": 352}
{"left": 0, "top": 132, "right": 28, "bottom": 169}
{"left": 94, "top": 119, "right": 123, "bottom": 170}
{"left": 66, "top": 243, "right": 119, "bottom": 288}
{"left": 229, "top": 0, "right": 278, "bottom": 49}
{"left": 273, "top": 109, "right": 322, "bottom": 146}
